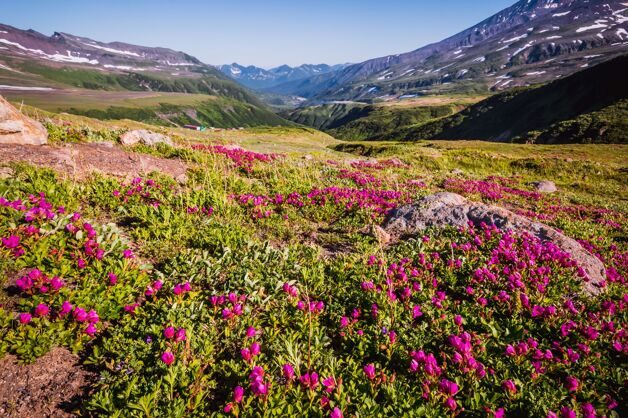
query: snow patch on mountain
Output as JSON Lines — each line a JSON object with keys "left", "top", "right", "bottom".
{"left": 103, "top": 64, "right": 145, "bottom": 71}
{"left": 512, "top": 42, "right": 534, "bottom": 56}
{"left": 576, "top": 20, "right": 609, "bottom": 32}
{"left": 502, "top": 34, "right": 528, "bottom": 43}
{"left": 0, "top": 39, "right": 98, "bottom": 64}
{"left": 0, "top": 84, "right": 54, "bottom": 91}
{"left": 81, "top": 42, "right": 141, "bottom": 57}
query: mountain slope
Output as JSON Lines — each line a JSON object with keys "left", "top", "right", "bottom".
{"left": 283, "top": 100, "right": 468, "bottom": 141}
{"left": 397, "top": 55, "right": 628, "bottom": 144}
{"left": 218, "top": 63, "right": 349, "bottom": 90}
{"left": 0, "top": 23, "right": 291, "bottom": 127}
{"left": 276, "top": 0, "right": 628, "bottom": 101}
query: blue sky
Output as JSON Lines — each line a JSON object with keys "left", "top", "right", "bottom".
{"left": 2, "top": 0, "right": 516, "bottom": 68}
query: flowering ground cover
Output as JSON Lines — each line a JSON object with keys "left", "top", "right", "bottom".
{"left": 0, "top": 129, "right": 626, "bottom": 417}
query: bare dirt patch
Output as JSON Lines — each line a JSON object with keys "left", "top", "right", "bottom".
{"left": 0, "top": 142, "right": 188, "bottom": 180}
{"left": 0, "top": 347, "right": 96, "bottom": 417}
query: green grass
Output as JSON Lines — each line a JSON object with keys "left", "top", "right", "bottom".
{"left": 3, "top": 91, "right": 212, "bottom": 111}
{"left": 1, "top": 58, "right": 299, "bottom": 128}
{"left": 63, "top": 98, "right": 293, "bottom": 129}
{"left": 283, "top": 97, "right": 482, "bottom": 141}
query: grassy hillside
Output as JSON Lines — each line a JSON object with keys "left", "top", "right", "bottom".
{"left": 8, "top": 61, "right": 262, "bottom": 105}
{"left": 1, "top": 59, "right": 295, "bottom": 128}
{"left": 18, "top": 104, "right": 338, "bottom": 155}
{"left": 327, "top": 104, "right": 460, "bottom": 141}
{"left": 283, "top": 102, "right": 368, "bottom": 130}
{"left": 399, "top": 56, "right": 628, "bottom": 144}
{"left": 64, "top": 98, "right": 292, "bottom": 128}
{"left": 284, "top": 96, "right": 483, "bottom": 141}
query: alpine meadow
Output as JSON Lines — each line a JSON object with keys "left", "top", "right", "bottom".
{"left": 0, "top": 1, "right": 626, "bottom": 417}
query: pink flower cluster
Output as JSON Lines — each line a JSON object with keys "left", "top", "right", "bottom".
{"left": 173, "top": 282, "right": 192, "bottom": 295}
{"left": 241, "top": 341, "right": 261, "bottom": 363}
{"left": 144, "top": 280, "right": 163, "bottom": 297}
{"left": 210, "top": 292, "right": 247, "bottom": 319}
{"left": 248, "top": 366, "right": 269, "bottom": 397}
{"left": 0, "top": 193, "right": 66, "bottom": 257}
{"left": 191, "top": 144, "right": 282, "bottom": 172}
{"left": 66, "top": 303, "right": 100, "bottom": 336}
{"left": 350, "top": 159, "right": 407, "bottom": 170}
{"left": 296, "top": 299, "right": 325, "bottom": 315}
{"left": 235, "top": 186, "right": 410, "bottom": 219}
{"left": 163, "top": 325, "right": 187, "bottom": 342}
{"left": 186, "top": 206, "right": 214, "bottom": 217}
{"left": 1, "top": 235, "right": 22, "bottom": 257}
{"left": 282, "top": 282, "right": 299, "bottom": 299}
{"left": 337, "top": 169, "right": 382, "bottom": 187}
{"left": 160, "top": 325, "right": 187, "bottom": 366}
{"left": 65, "top": 213, "right": 106, "bottom": 264}
{"left": 113, "top": 177, "right": 165, "bottom": 207}
{"left": 282, "top": 281, "right": 325, "bottom": 315}
{"left": 15, "top": 269, "right": 64, "bottom": 295}
{"left": 443, "top": 177, "right": 542, "bottom": 201}
{"left": 19, "top": 301, "right": 100, "bottom": 337}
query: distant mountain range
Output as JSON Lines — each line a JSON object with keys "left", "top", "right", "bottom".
{"left": 0, "top": 23, "right": 290, "bottom": 127}
{"left": 286, "top": 56, "right": 628, "bottom": 144}
{"left": 218, "top": 63, "right": 350, "bottom": 90}
{"left": 273, "top": 0, "right": 628, "bottom": 101}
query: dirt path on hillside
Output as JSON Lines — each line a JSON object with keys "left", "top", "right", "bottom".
{"left": 0, "top": 347, "right": 96, "bottom": 417}
{"left": 0, "top": 142, "right": 188, "bottom": 180}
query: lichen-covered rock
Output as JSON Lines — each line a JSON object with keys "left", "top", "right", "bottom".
{"left": 383, "top": 192, "right": 606, "bottom": 295}
{"left": 0, "top": 95, "right": 48, "bottom": 145}
{"left": 533, "top": 180, "right": 558, "bottom": 193}
{"left": 119, "top": 130, "right": 173, "bottom": 147}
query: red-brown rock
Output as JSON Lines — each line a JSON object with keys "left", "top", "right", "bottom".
{"left": 0, "top": 95, "right": 48, "bottom": 145}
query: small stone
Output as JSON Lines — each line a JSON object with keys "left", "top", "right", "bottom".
{"left": 532, "top": 180, "right": 557, "bottom": 193}
{"left": 0, "top": 166, "right": 13, "bottom": 179}
{"left": 372, "top": 225, "right": 391, "bottom": 245}
{"left": 175, "top": 174, "right": 188, "bottom": 185}
{"left": 119, "top": 130, "right": 173, "bottom": 147}
{"left": 94, "top": 141, "right": 115, "bottom": 148}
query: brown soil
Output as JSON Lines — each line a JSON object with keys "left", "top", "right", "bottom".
{"left": 0, "top": 142, "right": 188, "bottom": 180}
{"left": 0, "top": 347, "right": 96, "bottom": 417}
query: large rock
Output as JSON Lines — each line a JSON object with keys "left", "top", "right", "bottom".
{"left": 0, "top": 95, "right": 48, "bottom": 145}
{"left": 119, "top": 130, "right": 173, "bottom": 147}
{"left": 383, "top": 192, "right": 605, "bottom": 295}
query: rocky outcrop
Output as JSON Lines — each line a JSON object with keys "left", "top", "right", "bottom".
{"left": 0, "top": 142, "right": 187, "bottom": 181}
{"left": 119, "top": 130, "right": 173, "bottom": 147}
{"left": 383, "top": 192, "right": 606, "bottom": 295}
{"left": 0, "top": 95, "right": 48, "bottom": 145}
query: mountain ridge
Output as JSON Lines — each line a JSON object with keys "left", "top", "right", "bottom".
{"left": 272, "top": 0, "right": 628, "bottom": 101}
{"left": 0, "top": 23, "right": 292, "bottom": 127}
